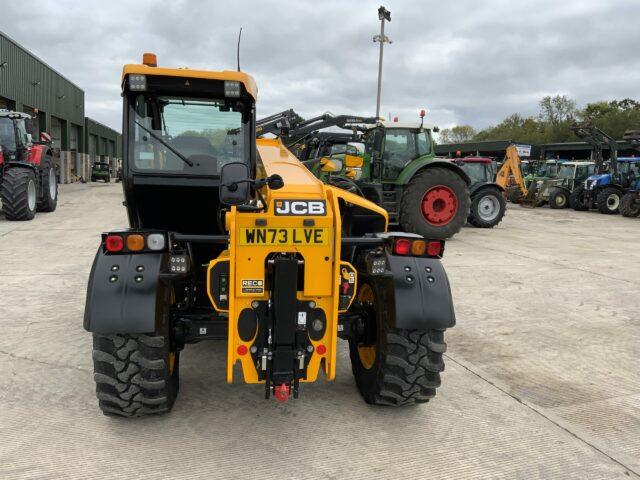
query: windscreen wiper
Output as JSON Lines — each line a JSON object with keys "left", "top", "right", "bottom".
{"left": 134, "top": 121, "right": 193, "bottom": 167}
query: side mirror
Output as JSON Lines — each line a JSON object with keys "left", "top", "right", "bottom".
{"left": 345, "top": 142, "right": 365, "bottom": 167}
{"left": 432, "top": 126, "right": 440, "bottom": 133}
{"left": 219, "top": 162, "right": 251, "bottom": 206}
{"left": 25, "top": 133, "right": 32, "bottom": 144}
{"left": 345, "top": 154, "right": 364, "bottom": 168}
{"left": 320, "top": 157, "right": 342, "bottom": 173}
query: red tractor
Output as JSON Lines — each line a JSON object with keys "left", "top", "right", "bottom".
{"left": 0, "top": 110, "right": 58, "bottom": 220}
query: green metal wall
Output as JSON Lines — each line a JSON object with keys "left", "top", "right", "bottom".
{"left": 85, "top": 117, "right": 122, "bottom": 158}
{"left": 0, "top": 31, "right": 85, "bottom": 127}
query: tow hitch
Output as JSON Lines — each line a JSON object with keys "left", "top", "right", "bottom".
{"left": 274, "top": 383, "right": 291, "bottom": 403}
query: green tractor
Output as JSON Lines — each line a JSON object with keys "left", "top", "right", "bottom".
{"left": 91, "top": 161, "right": 111, "bottom": 182}
{"left": 257, "top": 111, "right": 471, "bottom": 239}
{"left": 545, "top": 161, "right": 595, "bottom": 209}
{"left": 524, "top": 159, "right": 563, "bottom": 188}
{"left": 517, "top": 159, "right": 564, "bottom": 206}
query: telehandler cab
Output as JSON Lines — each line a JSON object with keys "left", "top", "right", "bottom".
{"left": 83, "top": 54, "right": 457, "bottom": 416}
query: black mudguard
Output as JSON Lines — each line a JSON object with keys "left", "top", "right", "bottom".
{"left": 83, "top": 248, "right": 170, "bottom": 334}
{"left": 469, "top": 181, "right": 504, "bottom": 197}
{"left": 379, "top": 252, "right": 455, "bottom": 330}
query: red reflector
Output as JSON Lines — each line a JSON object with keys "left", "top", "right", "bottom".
{"left": 237, "top": 345, "right": 248, "bottom": 356}
{"left": 393, "top": 239, "right": 412, "bottom": 255}
{"left": 105, "top": 235, "right": 124, "bottom": 252}
{"left": 274, "top": 383, "right": 290, "bottom": 403}
{"left": 316, "top": 344, "right": 327, "bottom": 355}
{"left": 427, "top": 241, "right": 442, "bottom": 257}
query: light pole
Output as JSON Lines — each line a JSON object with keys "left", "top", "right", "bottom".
{"left": 373, "top": 6, "right": 391, "bottom": 119}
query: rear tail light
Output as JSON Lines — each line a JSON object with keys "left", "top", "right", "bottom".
{"left": 393, "top": 238, "right": 412, "bottom": 255}
{"left": 105, "top": 235, "right": 124, "bottom": 252}
{"left": 0, "top": 146, "right": 4, "bottom": 165}
{"left": 147, "top": 233, "right": 166, "bottom": 251}
{"left": 126, "top": 234, "right": 145, "bottom": 251}
{"left": 392, "top": 237, "right": 444, "bottom": 258}
{"left": 427, "top": 241, "right": 442, "bottom": 257}
{"left": 411, "top": 240, "right": 426, "bottom": 256}
{"left": 103, "top": 232, "right": 166, "bottom": 253}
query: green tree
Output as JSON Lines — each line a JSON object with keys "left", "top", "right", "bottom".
{"left": 578, "top": 99, "right": 640, "bottom": 139}
{"left": 438, "top": 125, "right": 477, "bottom": 143}
{"left": 449, "top": 96, "right": 640, "bottom": 144}
{"left": 538, "top": 95, "right": 577, "bottom": 126}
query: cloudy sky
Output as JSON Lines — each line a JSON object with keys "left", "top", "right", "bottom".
{"left": 3, "top": 0, "right": 640, "bottom": 132}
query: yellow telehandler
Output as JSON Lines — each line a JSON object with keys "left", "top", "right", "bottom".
{"left": 83, "top": 54, "right": 456, "bottom": 415}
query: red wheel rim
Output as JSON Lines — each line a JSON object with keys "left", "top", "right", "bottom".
{"left": 421, "top": 185, "right": 458, "bottom": 226}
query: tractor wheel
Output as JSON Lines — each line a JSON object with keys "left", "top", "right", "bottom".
{"left": 349, "top": 281, "right": 446, "bottom": 406}
{"left": 106, "top": 176, "right": 111, "bottom": 183}
{"left": 400, "top": 167, "right": 470, "bottom": 239}
{"left": 570, "top": 185, "right": 589, "bottom": 211}
{"left": 91, "top": 176, "right": 96, "bottom": 182}
{"left": 620, "top": 192, "right": 640, "bottom": 217}
{"left": 549, "top": 189, "right": 569, "bottom": 209}
{"left": 596, "top": 187, "right": 621, "bottom": 214}
{"left": 0, "top": 168, "right": 37, "bottom": 221}
{"left": 37, "top": 158, "right": 58, "bottom": 212}
{"left": 468, "top": 188, "right": 506, "bottom": 228}
{"left": 92, "top": 332, "right": 179, "bottom": 417}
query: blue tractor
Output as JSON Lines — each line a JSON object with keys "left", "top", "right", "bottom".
{"left": 620, "top": 130, "right": 640, "bottom": 218}
{"left": 571, "top": 157, "right": 640, "bottom": 214}
{"left": 569, "top": 124, "right": 640, "bottom": 214}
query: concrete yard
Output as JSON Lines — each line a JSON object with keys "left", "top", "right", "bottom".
{"left": 1, "top": 182, "right": 638, "bottom": 480}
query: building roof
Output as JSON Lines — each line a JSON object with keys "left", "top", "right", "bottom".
{"left": 0, "top": 31, "right": 83, "bottom": 92}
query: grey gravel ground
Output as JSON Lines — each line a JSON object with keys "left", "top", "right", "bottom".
{"left": 1, "top": 182, "right": 638, "bottom": 479}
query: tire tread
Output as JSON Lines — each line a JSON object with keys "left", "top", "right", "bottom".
{"left": 0, "top": 168, "right": 36, "bottom": 220}
{"left": 92, "top": 333, "right": 176, "bottom": 417}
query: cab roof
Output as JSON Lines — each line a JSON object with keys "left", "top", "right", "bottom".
{"left": 0, "top": 110, "right": 30, "bottom": 119}
{"left": 122, "top": 63, "right": 258, "bottom": 101}
{"left": 371, "top": 120, "right": 435, "bottom": 130}
{"left": 559, "top": 161, "right": 594, "bottom": 166}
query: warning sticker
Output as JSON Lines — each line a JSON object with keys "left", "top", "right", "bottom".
{"left": 241, "top": 279, "right": 264, "bottom": 294}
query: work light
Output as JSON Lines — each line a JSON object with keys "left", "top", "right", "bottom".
{"left": 128, "top": 74, "right": 147, "bottom": 91}
{"left": 224, "top": 80, "right": 241, "bottom": 98}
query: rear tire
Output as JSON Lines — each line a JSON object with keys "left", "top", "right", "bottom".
{"left": 0, "top": 168, "right": 37, "bottom": 221}
{"left": 400, "top": 167, "right": 470, "bottom": 239}
{"left": 620, "top": 192, "right": 640, "bottom": 217}
{"left": 92, "top": 332, "right": 179, "bottom": 417}
{"left": 37, "top": 158, "right": 58, "bottom": 212}
{"left": 570, "top": 185, "right": 589, "bottom": 211}
{"left": 468, "top": 188, "right": 506, "bottom": 228}
{"left": 549, "top": 188, "right": 568, "bottom": 209}
{"left": 596, "top": 187, "right": 621, "bottom": 214}
{"left": 349, "top": 281, "right": 446, "bottom": 406}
